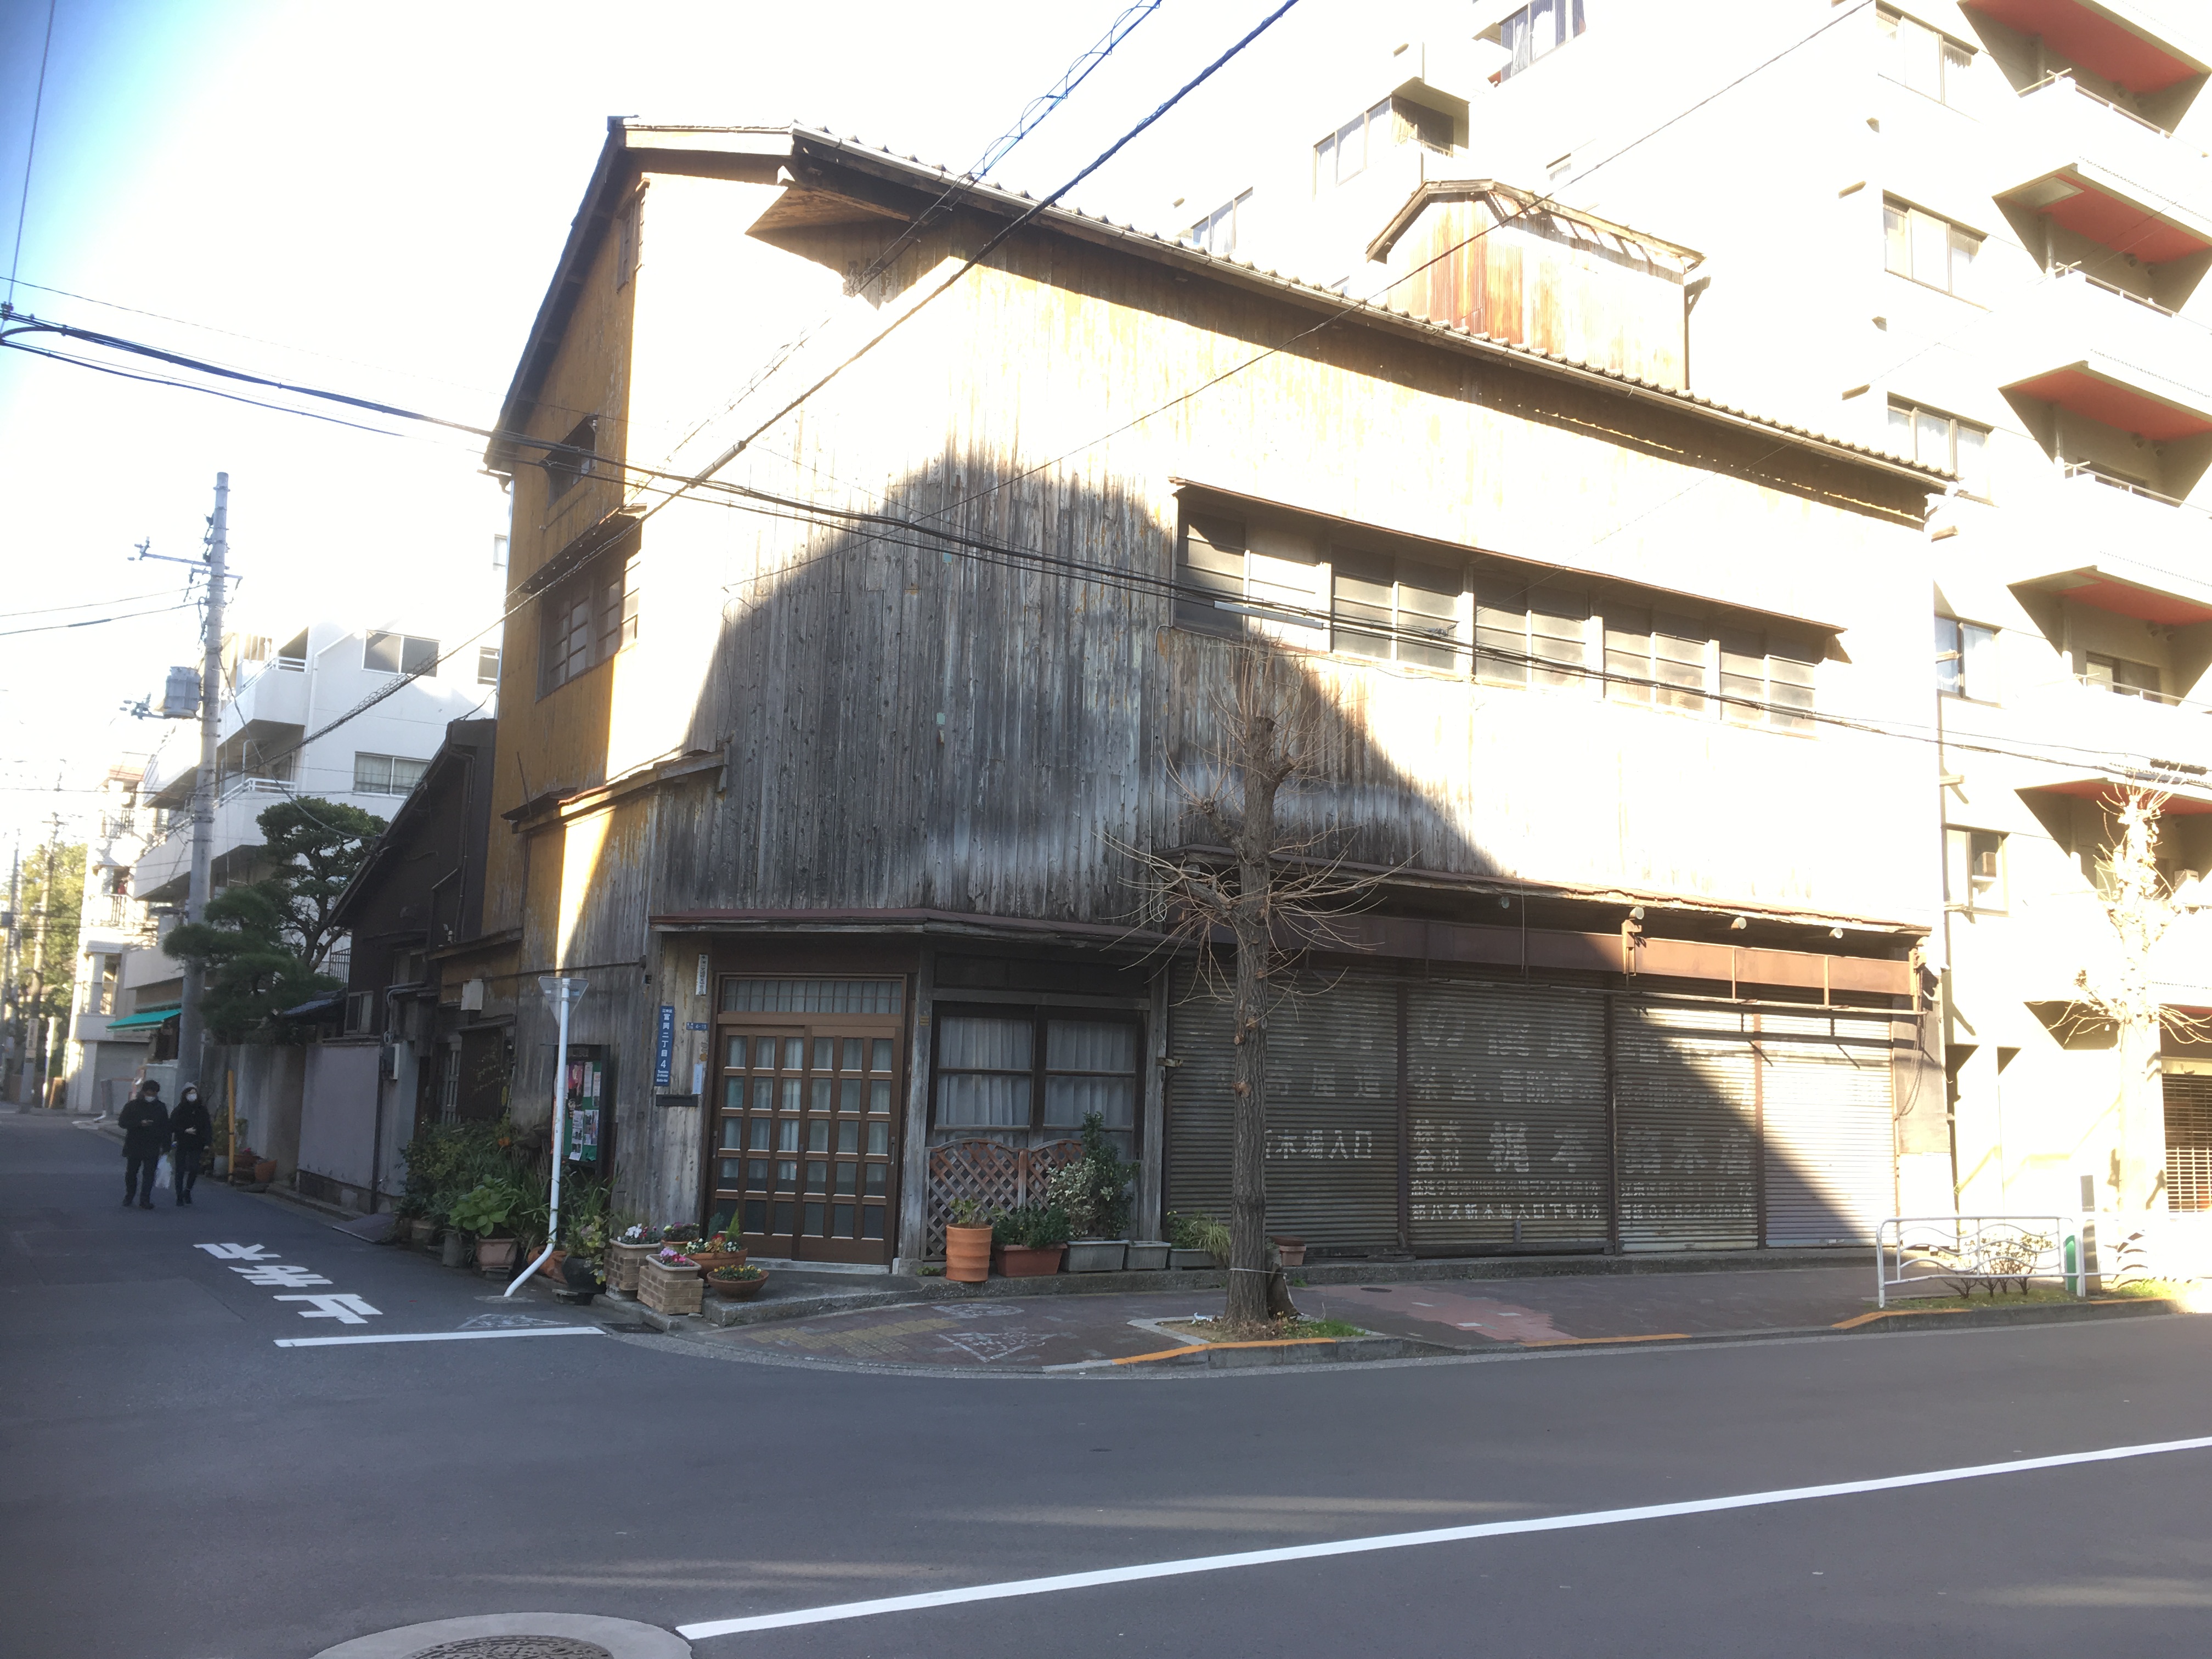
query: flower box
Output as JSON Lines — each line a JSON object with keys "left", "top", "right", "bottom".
{"left": 608, "top": 1240, "right": 657, "bottom": 1294}
{"left": 1169, "top": 1248, "right": 1214, "bottom": 1270}
{"left": 1124, "top": 1242, "right": 1171, "bottom": 1272}
{"left": 639, "top": 1256, "right": 705, "bottom": 1316}
{"left": 992, "top": 1244, "right": 1065, "bottom": 1278}
{"left": 1065, "top": 1239, "right": 1128, "bottom": 1273}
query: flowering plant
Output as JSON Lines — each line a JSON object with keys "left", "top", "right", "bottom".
{"left": 653, "top": 1245, "right": 696, "bottom": 1266}
{"left": 619, "top": 1223, "right": 665, "bottom": 1245}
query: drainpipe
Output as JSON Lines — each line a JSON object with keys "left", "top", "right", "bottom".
{"left": 507, "top": 974, "right": 583, "bottom": 1295}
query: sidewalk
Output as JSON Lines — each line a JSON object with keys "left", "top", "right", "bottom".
{"left": 653, "top": 1260, "right": 2147, "bottom": 1372}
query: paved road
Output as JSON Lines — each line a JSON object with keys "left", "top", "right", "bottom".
{"left": 6, "top": 1109, "right": 2210, "bottom": 1658}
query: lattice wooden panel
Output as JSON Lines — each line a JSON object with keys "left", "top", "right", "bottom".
{"left": 926, "top": 1138, "right": 1092, "bottom": 1255}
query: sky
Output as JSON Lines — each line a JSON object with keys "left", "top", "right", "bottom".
{"left": 0, "top": 0, "right": 1383, "bottom": 859}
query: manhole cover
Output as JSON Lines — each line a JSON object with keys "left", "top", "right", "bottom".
{"left": 409, "top": 1640, "right": 613, "bottom": 1659}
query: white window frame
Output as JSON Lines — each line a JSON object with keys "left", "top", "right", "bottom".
{"left": 1181, "top": 189, "right": 1252, "bottom": 257}
{"left": 1876, "top": 7, "right": 1974, "bottom": 107}
{"left": 1936, "top": 615, "right": 2000, "bottom": 702}
{"left": 1883, "top": 198, "right": 1984, "bottom": 301}
{"left": 1888, "top": 398, "right": 1991, "bottom": 497}
{"left": 1944, "top": 826, "right": 2007, "bottom": 915}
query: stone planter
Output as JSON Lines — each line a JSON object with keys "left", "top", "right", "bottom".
{"left": 440, "top": 1231, "right": 470, "bottom": 1269}
{"left": 1065, "top": 1239, "right": 1128, "bottom": 1273}
{"left": 405, "top": 1217, "right": 438, "bottom": 1248}
{"left": 639, "top": 1256, "right": 705, "bottom": 1316}
{"left": 1124, "top": 1241, "right": 1171, "bottom": 1272}
{"left": 1169, "top": 1248, "right": 1214, "bottom": 1270}
{"left": 475, "top": 1237, "right": 519, "bottom": 1274}
{"left": 992, "top": 1244, "right": 1064, "bottom": 1278}
{"left": 1271, "top": 1237, "right": 1307, "bottom": 1269}
{"left": 608, "top": 1239, "right": 656, "bottom": 1294}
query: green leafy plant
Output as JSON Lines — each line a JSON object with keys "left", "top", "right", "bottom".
{"left": 946, "top": 1197, "right": 992, "bottom": 1227}
{"left": 663, "top": 1222, "right": 703, "bottom": 1245}
{"left": 709, "top": 1263, "right": 765, "bottom": 1283}
{"left": 449, "top": 1180, "right": 524, "bottom": 1240}
{"left": 992, "top": 1202, "right": 1071, "bottom": 1250}
{"left": 1045, "top": 1113, "right": 1137, "bottom": 1238}
{"left": 1166, "top": 1212, "right": 1231, "bottom": 1265}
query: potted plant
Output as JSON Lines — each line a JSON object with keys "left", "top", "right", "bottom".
{"left": 639, "top": 1244, "right": 706, "bottom": 1315}
{"left": 709, "top": 1263, "right": 770, "bottom": 1301}
{"left": 1271, "top": 1236, "right": 1307, "bottom": 1269}
{"left": 688, "top": 1228, "right": 747, "bottom": 1277}
{"left": 608, "top": 1222, "right": 662, "bottom": 1296}
{"left": 1053, "top": 1113, "right": 1136, "bottom": 1271}
{"left": 1125, "top": 1238, "right": 1172, "bottom": 1272}
{"left": 992, "top": 1201, "right": 1070, "bottom": 1277}
{"left": 944, "top": 1197, "right": 994, "bottom": 1283}
{"left": 450, "top": 1180, "right": 523, "bottom": 1273}
{"left": 1167, "top": 1212, "right": 1226, "bottom": 1270}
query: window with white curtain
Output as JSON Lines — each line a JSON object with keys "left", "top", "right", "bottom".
{"left": 934, "top": 1011, "right": 1142, "bottom": 1149}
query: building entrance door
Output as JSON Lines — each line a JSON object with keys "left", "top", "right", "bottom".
{"left": 710, "top": 992, "right": 903, "bottom": 1265}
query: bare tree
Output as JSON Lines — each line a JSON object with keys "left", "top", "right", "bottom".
{"left": 2070, "top": 787, "right": 2209, "bottom": 1211}
{"left": 1123, "top": 650, "right": 1388, "bottom": 1327}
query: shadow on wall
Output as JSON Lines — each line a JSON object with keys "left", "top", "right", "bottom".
{"left": 556, "top": 448, "right": 1908, "bottom": 1248}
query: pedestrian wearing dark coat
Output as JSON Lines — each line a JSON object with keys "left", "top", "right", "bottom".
{"left": 119, "top": 1082, "right": 170, "bottom": 1210}
{"left": 169, "top": 1085, "right": 212, "bottom": 1206}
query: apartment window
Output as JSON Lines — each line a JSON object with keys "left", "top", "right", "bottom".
{"left": 353, "top": 753, "right": 429, "bottom": 797}
{"left": 542, "top": 415, "right": 599, "bottom": 503}
{"left": 1876, "top": 8, "right": 1973, "bottom": 105}
{"left": 492, "top": 533, "right": 509, "bottom": 572}
{"left": 2086, "top": 652, "right": 2163, "bottom": 699}
{"left": 1936, "top": 616, "right": 2000, "bottom": 701}
{"left": 933, "top": 1011, "right": 1140, "bottom": 1155}
{"left": 1721, "top": 629, "right": 1819, "bottom": 733}
{"left": 1316, "top": 101, "right": 1390, "bottom": 190}
{"left": 1181, "top": 189, "right": 1252, "bottom": 257}
{"left": 1173, "top": 514, "right": 1324, "bottom": 644}
{"left": 1883, "top": 199, "right": 1983, "bottom": 301}
{"left": 1476, "top": 580, "right": 1589, "bottom": 690}
{"left": 476, "top": 646, "right": 501, "bottom": 687}
{"left": 1944, "top": 827, "right": 2006, "bottom": 914}
{"left": 96, "top": 955, "right": 119, "bottom": 1015}
{"left": 1497, "top": 0, "right": 1587, "bottom": 80}
{"left": 1605, "top": 607, "right": 1709, "bottom": 713}
{"left": 1332, "top": 550, "right": 1462, "bottom": 672}
{"left": 1888, "top": 399, "right": 1991, "bottom": 497}
{"left": 539, "top": 550, "right": 640, "bottom": 695}
{"left": 364, "top": 632, "right": 439, "bottom": 675}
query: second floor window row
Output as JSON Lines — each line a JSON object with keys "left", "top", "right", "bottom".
{"left": 1176, "top": 514, "right": 1820, "bottom": 733}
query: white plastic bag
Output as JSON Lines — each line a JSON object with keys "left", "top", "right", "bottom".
{"left": 155, "top": 1155, "right": 172, "bottom": 1190}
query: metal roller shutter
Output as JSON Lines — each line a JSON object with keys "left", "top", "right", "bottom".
{"left": 1405, "top": 980, "right": 1608, "bottom": 1249}
{"left": 1758, "top": 1012, "right": 1897, "bottom": 1246}
{"left": 1616, "top": 1002, "right": 1758, "bottom": 1251}
{"left": 2164, "top": 1073, "right": 2212, "bottom": 1212}
{"left": 1165, "top": 967, "right": 1402, "bottom": 1251}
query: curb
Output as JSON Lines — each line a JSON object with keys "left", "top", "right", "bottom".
{"left": 1113, "top": 1333, "right": 1466, "bottom": 1369}
{"left": 1836, "top": 1297, "right": 2178, "bottom": 1334}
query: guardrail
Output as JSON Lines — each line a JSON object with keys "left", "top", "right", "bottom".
{"left": 1876, "top": 1215, "right": 2075, "bottom": 1306}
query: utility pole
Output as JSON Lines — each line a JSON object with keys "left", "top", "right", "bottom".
{"left": 2, "top": 837, "right": 18, "bottom": 1101}
{"left": 174, "top": 472, "right": 228, "bottom": 1101}
{"left": 22, "top": 810, "right": 60, "bottom": 1107}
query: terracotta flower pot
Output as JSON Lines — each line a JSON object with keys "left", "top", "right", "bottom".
{"left": 252, "top": 1159, "right": 277, "bottom": 1183}
{"left": 992, "top": 1244, "right": 1065, "bottom": 1278}
{"left": 1271, "top": 1237, "right": 1307, "bottom": 1268}
{"left": 945, "top": 1223, "right": 992, "bottom": 1283}
{"left": 475, "top": 1237, "right": 519, "bottom": 1272}
{"left": 709, "top": 1269, "right": 770, "bottom": 1301}
{"left": 538, "top": 1249, "right": 567, "bottom": 1282}
{"left": 689, "top": 1249, "right": 746, "bottom": 1278}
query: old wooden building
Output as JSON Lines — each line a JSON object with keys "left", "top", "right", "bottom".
{"left": 473, "top": 121, "right": 1949, "bottom": 1270}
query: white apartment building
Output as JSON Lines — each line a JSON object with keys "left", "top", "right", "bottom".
{"left": 132, "top": 621, "right": 500, "bottom": 910}
{"left": 1157, "top": 0, "right": 2212, "bottom": 1218}
{"left": 57, "top": 758, "right": 171, "bottom": 1113}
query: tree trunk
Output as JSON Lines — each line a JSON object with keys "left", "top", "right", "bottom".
{"left": 1226, "top": 712, "right": 1285, "bottom": 1327}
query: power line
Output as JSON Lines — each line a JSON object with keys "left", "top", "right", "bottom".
{"left": 0, "top": 601, "right": 199, "bottom": 639}
{"left": 4, "top": 0, "right": 56, "bottom": 309}
{"left": 0, "top": 588, "right": 191, "bottom": 620}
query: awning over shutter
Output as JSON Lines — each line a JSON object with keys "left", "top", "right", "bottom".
{"left": 104, "top": 1007, "right": 180, "bottom": 1031}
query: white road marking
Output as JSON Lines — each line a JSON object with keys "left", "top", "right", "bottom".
{"left": 274, "top": 1326, "right": 607, "bottom": 1349}
{"left": 194, "top": 1243, "right": 275, "bottom": 1259}
{"left": 676, "top": 1433, "right": 2212, "bottom": 1640}
{"left": 274, "top": 1293, "right": 380, "bottom": 1324}
{"left": 229, "top": 1263, "right": 331, "bottom": 1286}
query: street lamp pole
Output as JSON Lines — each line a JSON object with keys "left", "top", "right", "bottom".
{"left": 508, "top": 974, "right": 583, "bottom": 1296}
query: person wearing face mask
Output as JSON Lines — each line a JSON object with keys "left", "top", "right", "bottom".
{"left": 117, "top": 1081, "right": 170, "bottom": 1210}
{"left": 169, "top": 1084, "right": 212, "bottom": 1205}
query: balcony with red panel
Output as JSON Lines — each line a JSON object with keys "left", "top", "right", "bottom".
{"left": 1967, "top": 0, "right": 2209, "bottom": 103}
